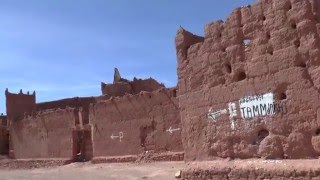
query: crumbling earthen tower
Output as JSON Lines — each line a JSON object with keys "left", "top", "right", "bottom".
{"left": 176, "top": 0, "right": 320, "bottom": 160}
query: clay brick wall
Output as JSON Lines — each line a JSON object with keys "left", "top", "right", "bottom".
{"left": 176, "top": 0, "right": 320, "bottom": 160}
{"left": 0, "top": 126, "right": 8, "bottom": 155}
{"left": 10, "top": 108, "right": 76, "bottom": 159}
{"left": 90, "top": 88, "right": 182, "bottom": 157}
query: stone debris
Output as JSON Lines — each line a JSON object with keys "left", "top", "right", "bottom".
{"left": 175, "top": 170, "right": 182, "bottom": 178}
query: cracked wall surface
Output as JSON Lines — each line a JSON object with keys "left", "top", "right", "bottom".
{"left": 176, "top": 0, "right": 320, "bottom": 160}
{"left": 90, "top": 88, "right": 183, "bottom": 157}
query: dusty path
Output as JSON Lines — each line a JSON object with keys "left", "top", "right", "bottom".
{"left": 0, "top": 162, "right": 185, "bottom": 180}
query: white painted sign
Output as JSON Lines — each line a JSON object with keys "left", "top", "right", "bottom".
{"left": 239, "top": 93, "right": 275, "bottom": 119}
{"left": 228, "top": 102, "right": 237, "bottom": 130}
{"left": 228, "top": 103, "right": 237, "bottom": 118}
{"left": 207, "top": 92, "right": 287, "bottom": 129}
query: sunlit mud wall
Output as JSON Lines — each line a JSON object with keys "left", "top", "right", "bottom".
{"left": 90, "top": 88, "right": 183, "bottom": 157}
{"left": 6, "top": 89, "right": 94, "bottom": 159}
{"left": 176, "top": 0, "right": 320, "bottom": 160}
{"left": 10, "top": 108, "right": 76, "bottom": 159}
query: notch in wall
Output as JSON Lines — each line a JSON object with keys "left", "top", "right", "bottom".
{"left": 256, "top": 129, "right": 269, "bottom": 145}
{"left": 295, "top": 60, "right": 307, "bottom": 68}
{"left": 266, "top": 32, "right": 271, "bottom": 41}
{"left": 234, "top": 71, "right": 247, "bottom": 82}
{"left": 224, "top": 62, "right": 232, "bottom": 74}
{"left": 243, "top": 39, "right": 251, "bottom": 45}
{"left": 287, "top": 2, "right": 292, "bottom": 10}
{"left": 275, "top": 83, "right": 289, "bottom": 101}
{"left": 184, "top": 46, "right": 190, "bottom": 59}
{"left": 291, "top": 21, "right": 297, "bottom": 29}
{"left": 243, "top": 38, "right": 251, "bottom": 52}
{"left": 267, "top": 46, "right": 274, "bottom": 55}
{"left": 294, "top": 39, "right": 300, "bottom": 48}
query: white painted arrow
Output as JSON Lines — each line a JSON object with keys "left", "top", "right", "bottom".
{"left": 110, "top": 132, "right": 124, "bottom": 142}
{"left": 110, "top": 134, "right": 119, "bottom": 139}
{"left": 166, "top": 127, "right": 181, "bottom": 134}
{"left": 207, "top": 108, "right": 228, "bottom": 121}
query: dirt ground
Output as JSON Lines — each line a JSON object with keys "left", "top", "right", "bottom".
{"left": 0, "top": 162, "right": 186, "bottom": 180}
{"left": 1, "top": 159, "right": 320, "bottom": 179}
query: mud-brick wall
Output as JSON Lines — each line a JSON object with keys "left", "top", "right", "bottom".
{"left": 176, "top": 0, "right": 320, "bottom": 161}
{"left": 37, "top": 97, "right": 96, "bottom": 125}
{"left": 10, "top": 108, "right": 76, "bottom": 159}
{"left": 0, "top": 127, "right": 8, "bottom": 155}
{"left": 90, "top": 88, "right": 182, "bottom": 157}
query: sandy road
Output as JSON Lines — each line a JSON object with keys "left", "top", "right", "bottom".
{"left": 0, "top": 162, "right": 185, "bottom": 180}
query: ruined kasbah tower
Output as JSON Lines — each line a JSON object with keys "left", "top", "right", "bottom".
{"left": 2, "top": 0, "right": 320, "bottom": 178}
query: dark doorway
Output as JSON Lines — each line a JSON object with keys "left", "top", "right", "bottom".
{"left": 72, "top": 130, "right": 93, "bottom": 162}
{"left": 0, "top": 129, "right": 9, "bottom": 155}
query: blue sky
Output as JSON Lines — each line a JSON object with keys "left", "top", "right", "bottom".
{"left": 0, "top": 0, "right": 255, "bottom": 113}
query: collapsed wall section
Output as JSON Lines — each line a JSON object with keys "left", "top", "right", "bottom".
{"left": 101, "top": 78, "right": 164, "bottom": 97}
{"left": 176, "top": 0, "right": 320, "bottom": 160}
{"left": 101, "top": 68, "right": 165, "bottom": 97}
{"left": 10, "top": 108, "right": 76, "bottom": 159}
{"left": 90, "top": 88, "right": 182, "bottom": 157}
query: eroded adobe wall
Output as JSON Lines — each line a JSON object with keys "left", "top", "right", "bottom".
{"left": 101, "top": 78, "right": 165, "bottom": 97}
{"left": 176, "top": 0, "right": 320, "bottom": 160}
{"left": 10, "top": 108, "right": 76, "bottom": 159}
{"left": 130, "top": 78, "right": 165, "bottom": 94}
{"left": 37, "top": 97, "right": 96, "bottom": 125}
{"left": 101, "top": 82, "right": 133, "bottom": 97}
{"left": 90, "top": 88, "right": 182, "bottom": 157}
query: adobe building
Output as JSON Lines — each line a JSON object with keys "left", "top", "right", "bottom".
{"left": 175, "top": 0, "right": 320, "bottom": 161}
{"left": 6, "top": 89, "right": 89, "bottom": 159}
{"left": 5, "top": 68, "right": 183, "bottom": 161}
{"left": 0, "top": 114, "right": 8, "bottom": 155}
{"left": 4, "top": 1, "right": 320, "bottom": 174}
